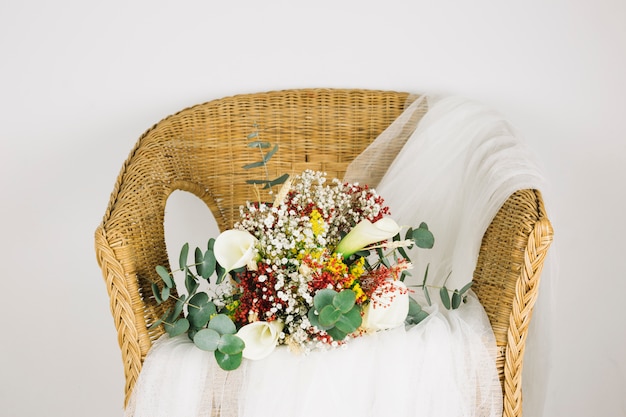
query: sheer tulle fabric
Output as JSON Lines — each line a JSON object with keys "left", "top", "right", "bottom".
{"left": 125, "top": 95, "right": 547, "bottom": 417}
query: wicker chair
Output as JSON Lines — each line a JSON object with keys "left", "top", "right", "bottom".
{"left": 95, "top": 88, "right": 553, "bottom": 417}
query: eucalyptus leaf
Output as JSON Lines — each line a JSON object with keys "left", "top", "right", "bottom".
{"left": 459, "top": 281, "right": 473, "bottom": 295}
{"left": 333, "top": 290, "right": 356, "bottom": 314}
{"left": 318, "top": 305, "right": 341, "bottom": 328}
{"left": 148, "top": 317, "right": 163, "bottom": 330}
{"left": 215, "top": 263, "right": 227, "bottom": 284}
{"left": 267, "top": 173, "right": 289, "bottom": 187}
{"left": 156, "top": 265, "right": 173, "bottom": 288}
{"left": 326, "top": 326, "right": 348, "bottom": 341}
{"left": 187, "top": 327, "right": 199, "bottom": 341}
{"left": 185, "top": 270, "right": 199, "bottom": 295}
{"left": 194, "top": 247, "right": 204, "bottom": 277}
{"left": 152, "top": 282, "right": 163, "bottom": 304}
{"left": 179, "top": 243, "right": 189, "bottom": 270}
{"left": 208, "top": 314, "right": 237, "bottom": 335}
{"left": 188, "top": 293, "right": 216, "bottom": 328}
{"left": 451, "top": 290, "right": 462, "bottom": 309}
{"left": 335, "top": 306, "right": 362, "bottom": 333}
{"left": 201, "top": 250, "right": 216, "bottom": 279}
{"left": 214, "top": 350, "right": 242, "bottom": 371}
{"left": 246, "top": 132, "right": 260, "bottom": 140}
{"left": 262, "top": 144, "right": 279, "bottom": 163}
{"left": 172, "top": 295, "right": 186, "bottom": 319}
{"left": 247, "top": 140, "right": 271, "bottom": 149}
{"left": 413, "top": 223, "right": 435, "bottom": 249}
{"left": 218, "top": 334, "right": 246, "bottom": 355}
{"left": 165, "top": 317, "right": 189, "bottom": 337}
{"left": 440, "top": 287, "right": 451, "bottom": 310}
{"left": 424, "top": 285, "right": 432, "bottom": 306}
{"left": 193, "top": 328, "right": 221, "bottom": 351}
{"left": 245, "top": 179, "right": 271, "bottom": 185}
{"left": 406, "top": 297, "right": 429, "bottom": 325}
{"left": 334, "top": 316, "right": 357, "bottom": 334}
{"left": 313, "top": 289, "right": 337, "bottom": 311}
{"left": 242, "top": 161, "right": 267, "bottom": 170}
{"left": 160, "top": 286, "right": 170, "bottom": 302}
{"left": 307, "top": 307, "right": 330, "bottom": 330}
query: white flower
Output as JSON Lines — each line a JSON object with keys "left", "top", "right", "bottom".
{"left": 362, "top": 280, "right": 409, "bottom": 331}
{"left": 236, "top": 320, "right": 284, "bottom": 360}
{"left": 335, "top": 217, "right": 401, "bottom": 257}
{"left": 213, "top": 230, "right": 258, "bottom": 274}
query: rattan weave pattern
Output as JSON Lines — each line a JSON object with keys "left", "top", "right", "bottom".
{"left": 95, "top": 89, "right": 553, "bottom": 417}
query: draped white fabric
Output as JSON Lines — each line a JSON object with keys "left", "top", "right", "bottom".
{"left": 125, "top": 95, "right": 548, "bottom": 417}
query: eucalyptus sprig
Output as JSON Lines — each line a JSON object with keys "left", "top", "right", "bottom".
{"left": 150, "top": 240, "right": 245, "bottom": 371}
{"left": 243, "top": 122, "right": 289, "bottom": 193}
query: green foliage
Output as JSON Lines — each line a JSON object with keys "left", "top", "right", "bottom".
{"left": 308, "top": 289, "right": 362, "bottom": 341}
{"left": 193, "top": 316, "right": 245, "bottom": 370}
{"left": 405, "top": 297, "right": 429, "bottom": 325}
{"left": 242, "top": 123, "right": 289, "bottom": 191}
{"left": 413, "top": 222, "right": 435, "bottom": 249}
{"left": 150, "top": 239, "right": 245, "bottom": 371}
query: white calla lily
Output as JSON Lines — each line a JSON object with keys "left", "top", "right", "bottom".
{"left": 213, "top": 230, "right": 258, "bottom": 274}
{"left": 335, "top": 217, "right": 401, "bottom": 257}
{"left": 236, "top": 320, "right": 284, "bottom": 360}
{"left": 362, "top": 280, "right": 409, "bottom": 331}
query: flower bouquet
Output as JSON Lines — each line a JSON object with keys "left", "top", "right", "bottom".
{"left": 153, "top": 171, "right": 444, "bottom": 370}
{"left": 151, "top": 169, "right": 469, "bottom": 371}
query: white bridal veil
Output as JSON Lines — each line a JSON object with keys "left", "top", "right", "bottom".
{"left": 125, "top": 94, "right": 550, "bottom": 417}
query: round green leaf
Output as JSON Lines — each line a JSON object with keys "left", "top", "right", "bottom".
{"left": 333, "top": 289, "right": 356, "bottom": 313}
{"left": 208, "top": 314, "right": 237, "bottom": 335}
{"left": 326, "top": 326, "right": 348, "bottom": 341}
{"left": 313, "top": 289, "right": 337, "bottom": 311}
{"left": 413, "top": 223, "right": 435, "bottom": 249}
{"left": 406, "top": 297, "right": 429, "bottom": 325}
{"left": 218, "top": 334, "right": 245, "bottom": 355}
{"left": 344, "top": 305, "right": 362, "bottom": 328}
{"left": 188, "top": 293, "right": 216, "bottom": 328}
{"left": 214, "top": 350, "right": 243, "bottom": 371}
{"left": 334, "top": 305, "right": 362, "bottom": 334}
{"left": 165, "top": 318, "right": 189, "bottom": 337}
{"left": 193, "top": 328, "right": 220, "bottom": 351}
{"left": 318, "top": 305, "right": 341, "bottom": 328}
{"left": 308, "top": 307, "right": 331, "bottom": 331}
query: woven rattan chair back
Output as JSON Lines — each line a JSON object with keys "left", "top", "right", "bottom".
{"left": 95, "top": 88, "right": 553, "bottom": 417}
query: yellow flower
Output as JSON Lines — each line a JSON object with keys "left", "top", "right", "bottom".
{"left": 310, "top": 209, "right": 325, "bottom": 237}
{"left": 325, "top": 255, "right": 348, "bottom": 276}
{"left": 352, "top": 283, "right": 367, "bottom": 303}
{"left": 349, "top": 257, "right": 366, "bottom": 278}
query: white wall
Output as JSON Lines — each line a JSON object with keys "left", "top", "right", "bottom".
{"left": 1, "top": 1, "right": 624, "bottom": 416}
